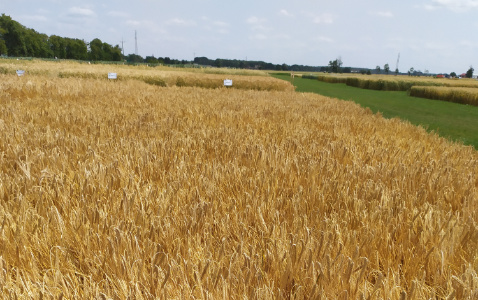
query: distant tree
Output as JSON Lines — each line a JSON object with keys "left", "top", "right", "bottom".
{"left": 0, "top": 14, "right": 27, "bottom": 56}
{"left": 395, "top": 68, "right": 399, "bottom": 75}
{"left": 126, "top": 54, "right": 143, "bottom": 63}
{"left": 214, "top": 59, "right": 224, "bottom": 68}
{"left": 0, "top": 38, "right": 7, "bottom": 55}
{"left": 101, "top": 42, "right": 114, "bottom": 61}
{"left": 145, "top": 56, "right": 158, "bottom": 64}
{"left": 360, "top": 69, "right": 367, "bottom": 75}
{"left": 88, "top": 38, "right": 103, "bottom": 61}
{"left": 343, "top": 67, "right": 351, "bottom": 73}
{"left": 194, "top": 56, "right": 211, "bottom": 65}
{"left": 111, "top": 45, "right": 122, "bottom": 61}
{"left": 384, "top": 63, "right": 390, "bottom": 74}
{"left": 0, "top": 24, "right": 6, "bottom": 55}
{"left": 375, "top": 66, "right": 381, "bottom": 73}
{"left": 408, "top": 67, "right": 414, "bottom": 76}
{"left": 66, "top": 38, "right": 87, "bottom": 60}
{"left": 366, "top": 70, "right": 372, "bottom": 75}
{"left": 328, "top": 58, "right": 343, "bottom": 73}
{"left": 450, "top": 72, "right": 457, "bottom": 78}
{"left": 466, "top": 66, "right": 474, "bottom": 78}
{"left": 49, "top": 35, "right": 66, "bottom": 58}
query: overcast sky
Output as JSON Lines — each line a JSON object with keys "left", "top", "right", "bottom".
{"left": 3, "top": 0, "right": 478, "bottom": 73}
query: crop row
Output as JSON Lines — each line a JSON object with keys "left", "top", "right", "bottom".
{"left": 410, "top": 86, "right": 478, "bottom": 106}
{"left": 1, "top": 59, "right": 292, "bottom": 91}
{"left": 310, "top": 74, "right": 478, "bottom": 91}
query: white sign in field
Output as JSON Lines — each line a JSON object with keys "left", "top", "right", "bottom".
{"left": 224, "top": 79, "right": 233, "bottom": 87}
{"left": 108, "top": 73, "right": 117, "bottom": 79}
{"left": 16, "top": 70, "right": 25, "bottom": 77}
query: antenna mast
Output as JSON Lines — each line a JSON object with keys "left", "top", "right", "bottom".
{"left": 120, "top": 37, "right": 126, "bottom": 57}
{"left": 395, "top": 52, "right": 400, "bottom": 72}
{"left": 135, "top": 30, "right": 138, "bottom": 56}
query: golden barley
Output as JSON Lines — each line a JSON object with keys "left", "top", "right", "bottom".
{"left": 0, "top": 61, "right": 476, "bottom": 299}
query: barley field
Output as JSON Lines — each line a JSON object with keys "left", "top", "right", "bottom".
{"left": 309, "top": 73, "right": 478, "bottom": 91}
{"left": 410, "top": 86, "right": 478, "bottom": 106}
{"left": 0, "top": 65, "right": 477, "bottom": 299}
{"left": 0, "top": 59, "right": 289, "bottom": 91}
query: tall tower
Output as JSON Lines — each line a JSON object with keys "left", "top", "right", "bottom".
{"left": 135, "top": 30, "right": 138, "bottom": 56}
{"left": 395, "top": 53, "right": 400, "bottom": 72}
{"left": 120, "top": 37, "right": 126, "bottom": 57}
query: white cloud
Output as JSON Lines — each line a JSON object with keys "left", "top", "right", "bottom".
{"left": 459, "top": 40, "right": 474, "bottom": 47}
{"left": 371, "top": 11, "right": 394, "bottom": 18}
{"left": 67, "top": 7, "right": 96, "bottom": 18}
{"left": 126, "top": 20, "right": 141, "bottom": 27}
{"left": 312, "top": 13, "right": 334, "bottom": 24}
{"left": 166, "top": 18, "right": 197, "bottom": 27}
{"left": 279, "top": 9, "right": 294, "bottom": 17}
{"left": 246, "top": 16, "right": 267, "bottom": 24}
{"left": 249, "top": 33, "right": 268, "bottom": 40}
{"left": 213, "top": 21, "right": 229, "bottom": 27}
{"left": 22, "top": 15, "right": 48, "bottom": 22}
{"left": 314, "top": 36, "right": 334, "bottom": 43}
{"left": 107, "top": 11, "right": 129, "bottom": 18}
{"left": 426, "top": 0, "right": 478, "bottom": 11}
{"left": 246, "top": 16, "right": 272, "bottom": 33}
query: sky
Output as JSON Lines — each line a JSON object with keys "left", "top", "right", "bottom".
{"left": 2, "top": 0, "right": 478, "bottom": 73}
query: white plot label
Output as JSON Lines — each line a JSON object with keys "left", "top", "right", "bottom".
{"left": 16, "top": 70, "right": 25, "bottom": 76}
{"left": 224, "top": 79, "right": 233, "bottom": 86}
{"left": 108, "top": 73, "right": 117, "bottom": 79}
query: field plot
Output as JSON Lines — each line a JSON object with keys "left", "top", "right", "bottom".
{"left": 309, "top": 73, "right": 478, "bottom": 91}
{"left": 0, "top": 59, "right": 292, "bottom": 91}
{"left": 0, "top": 69, "right": 477, "bottom": 298}
{"left": 410, "top": 86, "right": 478, "bottom": 106}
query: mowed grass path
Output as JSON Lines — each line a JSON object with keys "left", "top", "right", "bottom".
{"left": 272, "top": 74, "right": 478, "bottom": 149}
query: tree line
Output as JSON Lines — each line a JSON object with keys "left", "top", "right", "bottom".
{"left": 0, "top": 14, "right": 330, "bottom": 71}
{"left": 0, "top": 14, "right": 122, "bottom": 61}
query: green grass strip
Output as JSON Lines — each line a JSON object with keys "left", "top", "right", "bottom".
{"left": 272, "top": 74, "right": 478, "bottom": 149}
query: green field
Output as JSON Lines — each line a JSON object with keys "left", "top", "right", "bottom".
{"left": 272, "top": 74, "right": 478, "bottom": 149}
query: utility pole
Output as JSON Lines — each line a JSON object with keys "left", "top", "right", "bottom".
{"left": 135, "top": 30, "right": 138, "bottom": 56}
{"left": 395, "top": 52, "right": 400, "bottom": 73}
{"left": 120, "top": 37, "right": 126, "bottom": 58}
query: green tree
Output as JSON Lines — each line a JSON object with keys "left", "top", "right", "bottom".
{"left": 145, "top": 56, "right": 158, "bottom": 64}
{"left": 126, "top": 54, "right": 143, "bottom": 63}
{"left": 375, "top": 66, "right": 381, "bottom": 74}
{"left": 0, "top": 14, "right": 27, "bottom": 56}
{"left": 88, "top": 38, "right": 103, "bottom": 61}
{"left": 466, "top": 66, "right": 474, "bottom": 78}
{"left": 111, "top": 45, "right": 122, "bottom": 61}
{"left": 450, "top": 72, "right": 457, "bottom": 78}
{"left": 384, "top": 63, "right": 390, "bottom": 74}
{"left": 66, "top": 38, "right": 87, "bottom": 60}
{"left": 49, "top": 35, "right": 66, "bottom": 58}
{"left": 0, "top": 39, "right": 7, "bottom": 55}
{"left": 328, "top": 58, "right": 342, "bottom": 73}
